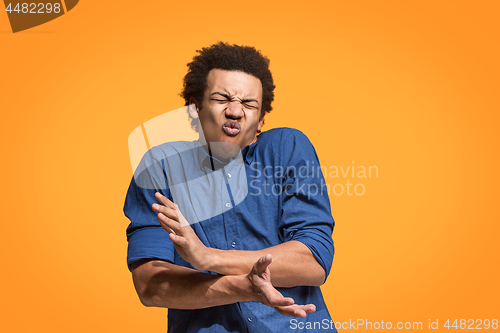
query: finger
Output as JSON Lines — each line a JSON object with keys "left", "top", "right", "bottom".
{"left": 261, "top": 284, "right": 294, "bottom": 307}
{"left": 169, "top": 233, "right": 188, "bottom": 246}
{"left": 294, "top": 304, "right": 315, "bottom": 317}
{"left": 157, "top": 212, "right": 182, "bottom": 234}
{"left": 174, "top": 204, "right": 190, "bottom": 228}
{"left": 267, "top": 295, "right": 295, "bottom": 307}
{"left": 155, "top": 192, "right": 176, "bottom": 209}
{"left": 151, "top": 202, "right": 168, "bottom": 214}
{"left": 162, "top": 223, "right": 175, "bottom": 235}
{"left": 304, "top": 304, "right": 316, "bottom": 314}
{"left": 152, "top": 203, "right": 179, "bottom": 221}
{"left": 275, "top": 305, "right": 302, "bottom": 317}
{"left": 275, "top": 304, "right": 315, "bottom": 318}
{"left": 157, "top": 215, "right": 175, "bottom": 234}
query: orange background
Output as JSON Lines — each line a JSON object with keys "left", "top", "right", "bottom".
{"left": 1, "top": 1, "right": 499, "bottom": 332}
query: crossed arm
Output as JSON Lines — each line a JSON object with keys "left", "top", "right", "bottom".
{"left": 131, "top": 192, "right": 326, "bottom": 317}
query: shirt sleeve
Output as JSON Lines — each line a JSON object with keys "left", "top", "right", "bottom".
{"left": 279, "top": 129, "right": 335, "bottom": 281}
{"left": 124, "top": 148, "right": 175, "bottom": 271}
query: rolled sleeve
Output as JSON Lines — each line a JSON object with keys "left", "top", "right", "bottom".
{"left": 124, "top": 148, "right": 175, "bottom": 271}
{"left": 279, "top": 130, "right": 335, "bottom": 280}
{"left": 127, "top": 226, "right": 175, "bottom": 271}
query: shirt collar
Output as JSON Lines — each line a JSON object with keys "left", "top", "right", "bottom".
{"left": 242, "top": 133, "right": 260, "bottom": 165}
{"left": 196, "top": 141, "right": 231, "bottom": 172}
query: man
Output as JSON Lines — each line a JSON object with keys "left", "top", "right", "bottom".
{"left": 124, "top": 42, "right": 336, "bottom": 332}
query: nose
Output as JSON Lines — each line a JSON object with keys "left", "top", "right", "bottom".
{"left": 225, "top": 100, "right": 244, "bottom": 120}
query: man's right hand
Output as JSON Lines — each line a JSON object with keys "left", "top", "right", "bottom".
{"left": 247, "top": 254, "right": 316, "bottom": 318}
{"left": 131, "top": 255, "right": 315, "bottom": 318}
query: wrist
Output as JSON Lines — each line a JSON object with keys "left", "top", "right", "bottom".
{"left": 228, "top": 274, "right": 254, "bottom": 302}
{"left": 203, "top": 248, "right": 221, "bottom": 272}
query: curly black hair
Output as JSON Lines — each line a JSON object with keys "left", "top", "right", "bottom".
{"left": 181, "top": 42, "right": 275, "bottom": 131}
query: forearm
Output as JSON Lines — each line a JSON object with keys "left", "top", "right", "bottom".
{"left": 132, "top": 259, "right": 252, "bottom": 309}
{"left": 150, "top": 194, "right": 327, "bottom": 288}
{"left": 132, "top": 256, "right": 313, "bottom": 317}
{"left": 207, "top": 241, "right": 325, "bottom": 287}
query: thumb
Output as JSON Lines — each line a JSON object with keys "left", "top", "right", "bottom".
{"left": 255, "top": 254, "right": 272, "bottom": 275}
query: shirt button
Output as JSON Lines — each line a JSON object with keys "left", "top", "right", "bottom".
{"left": 227, "top": 173, "right": 231, "bottom": 179}
{"left": 225, "top": 202, "right": 231, "bottom": 208}
{"left": 231, "top": 241, "right": 236, "bottom": 248}
{"left": 247, "top": 317, "right": 252, "bottom": 323}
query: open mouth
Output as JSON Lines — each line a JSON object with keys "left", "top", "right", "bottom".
{"left": 223, "top": 121, "right": 241, "bottom": 136}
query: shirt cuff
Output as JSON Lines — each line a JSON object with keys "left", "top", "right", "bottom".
{"left": 127, "top": 226, "right": 175, "bottom": 271}
{"left": 291, "top": 230, "right": 334, "bottom": 282}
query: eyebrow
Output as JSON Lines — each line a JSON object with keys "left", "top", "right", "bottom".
{"left": 211, "top": 92, "right": 260, "bottom": 105}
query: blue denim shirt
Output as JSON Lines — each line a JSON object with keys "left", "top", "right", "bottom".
{"left": 124, "top": 128, "right": 336, "bottom": 333}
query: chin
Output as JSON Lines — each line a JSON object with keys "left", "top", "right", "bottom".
{"left": 210, "top": 141, "right": 241, "bottom": 160}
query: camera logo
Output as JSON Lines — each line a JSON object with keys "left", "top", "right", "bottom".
{"left": 3, "top": 1, "right": 78, "bottom": 33}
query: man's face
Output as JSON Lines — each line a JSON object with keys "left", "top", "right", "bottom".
{"left": 193, "top": 69, "right": 264, "bottom": 160}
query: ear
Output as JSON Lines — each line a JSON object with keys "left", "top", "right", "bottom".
{"left": 257, "top": 116, "right": 264, "bottom": 132}
{"left": 188, "top": 97, "right": 199, "bottom": 119}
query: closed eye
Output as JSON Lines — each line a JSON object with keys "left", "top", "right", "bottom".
{"left": 243, "top": 103, "right": 258, "bottom": 109}
{"left": 241, "top": 98, "right": 259, "bottom": 109}
{"left": 212, "top": 98, "right": 229, "bottom": 102}
{"left": 211, "top": 92, "right": 260, "bottom": 109}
